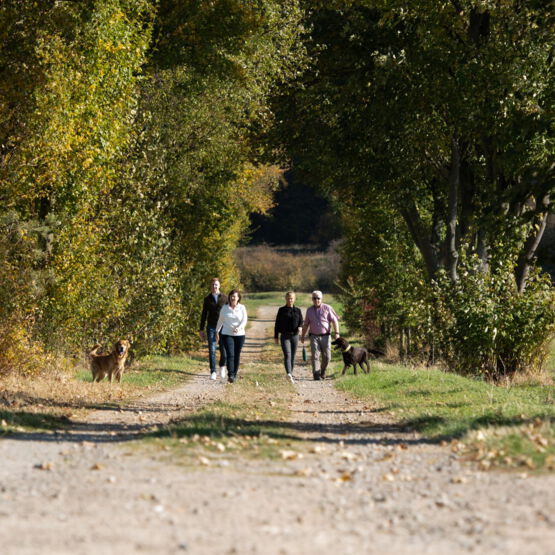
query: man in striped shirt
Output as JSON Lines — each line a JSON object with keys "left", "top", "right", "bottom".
{"left": 301, "top": 290, "right": 340, "bottom": 380}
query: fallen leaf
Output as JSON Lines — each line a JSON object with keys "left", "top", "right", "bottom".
{"left": 34, "top": 462, "right": 53, "bottom": 471}
{"left": 339, "top": 450, "right": 357, "bottom": 461}
{"left": 280, "top": 450, "right": 303, "bottom": 461}
{"left": 90, "top": 463, "right": 104, "bottom": 470}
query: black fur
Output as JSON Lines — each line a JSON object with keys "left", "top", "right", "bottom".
{"left": 331, "top": 337, "right": 384, "bottom": 376}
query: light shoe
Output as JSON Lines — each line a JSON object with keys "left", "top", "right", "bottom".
{"left": 210, "top": 372, "right": 217, "bottom": 380}
{"left": 287, "top": 373, "right": 295, "bottom": 384}
{"left": 220, "top": 366, "right": 226, "bottom": 378}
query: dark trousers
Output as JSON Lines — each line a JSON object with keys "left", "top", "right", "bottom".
{"left": 207, "top": 327, "right": 226, "bottom": 373}
{"left": 280, "top": 334, "right": 299, "bottom": 375}
{"left": 221, "top": 334, "right": 245, "bottom": 378}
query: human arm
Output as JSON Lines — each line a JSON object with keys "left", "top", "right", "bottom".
{"left": 301, "top": 308, "right": 310, "bottom": 343}
{"left": 215, "top": 307, "right": 225, "bottom": 341}
{"left": 236, "top": 304, "right": 247, "bottom": 334}
{"left": 274, "top": 308, "right": 280, "bottom": 345}
{"left": 199, "top": 297, "right": 208, "bottom": 340}
{"left": 297, "top": 308, "right": 304, "bottom": 336}
{"left": 328, "top": 305, "right": 340, "bottom": 337}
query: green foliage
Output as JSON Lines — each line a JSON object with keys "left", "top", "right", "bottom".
{"left": 272, "top": 1, "right": 555, "bottom": 377}
{"left": 336, "top": 362, "right": 555, "bottom": 470}
{"left": 0, "top": 0, "right": 306, "bottom": 371}
{"left": 432, "top": 263, "right": 555, "bottom": 378}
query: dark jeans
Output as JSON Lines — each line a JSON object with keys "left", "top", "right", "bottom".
{"left": 280, "top": 334, "right": 299, "bottom": 375}
{"left": 207, "top": 327, "right": 226, "bottom": 373}
{"left": 221, "top": 334, "right": 245, "bottom": 378}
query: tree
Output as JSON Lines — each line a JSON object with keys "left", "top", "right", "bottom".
{"left": 272, "top": 0, "right": 555, "bottom": 376}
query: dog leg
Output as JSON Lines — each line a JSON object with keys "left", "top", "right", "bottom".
{"left": 341, "top": 365, "right": 348, "bottom": 376}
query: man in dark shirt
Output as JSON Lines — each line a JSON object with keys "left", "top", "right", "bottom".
{"left": 199, "top": 278, "right": 227, "bottom": 380}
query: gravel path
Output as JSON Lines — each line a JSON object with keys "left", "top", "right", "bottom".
{"left": 1, "top": 307, "right": 555, "bottom": 554}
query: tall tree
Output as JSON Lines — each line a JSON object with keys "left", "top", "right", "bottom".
{"left": 272, "top": 0, "right": 555, "bottom": 376}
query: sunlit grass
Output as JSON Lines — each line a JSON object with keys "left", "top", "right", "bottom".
{"left": 336, "top": 362, "right": 555, "bottom": 471}
{"left": 0, "top": 355, "right": 196, "bottom": 435}
{"left": 142, "top": 356, "right": 302, "bottom": 462}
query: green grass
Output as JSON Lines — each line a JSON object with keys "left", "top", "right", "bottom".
{"left": 336, "top": 363, "right": 555, "bottom": 472}
{"left": 142, "top": 347, "right": 302, "bottom": 463}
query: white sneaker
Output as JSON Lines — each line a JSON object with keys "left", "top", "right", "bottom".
{"left": 210, "top": 372, "right": 217, "bottom": 380}
{"left": 220, "top": 366, "right": 226, "bottom": 378}
{"left": 287, "top": 373, "right": 295, "bottom": 384}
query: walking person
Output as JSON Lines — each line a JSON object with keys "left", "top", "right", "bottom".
{"left": 199, "top": 278, "right": 227, "bottom": 380}
{"left": 216, "top": 289, "right": 247, "bottom": 383}
{"left": 301, "top": 290, "right": 340, "bottom": 380}
{"left": 274, "top": 291, "right": 304, "bottom": 383}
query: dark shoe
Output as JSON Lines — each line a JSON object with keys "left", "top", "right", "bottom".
{"left": 313, "top": 371, "right": 321, "bottom": 381}
{"left": 320, "top": 370, "right": 326, "bottom": 379}
{"left": 228, "top": 375, "right": 235, "bottom": 383}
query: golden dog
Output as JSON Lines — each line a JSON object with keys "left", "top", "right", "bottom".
{"left": 90, "top": 340, "right": 130, "bottom": 383}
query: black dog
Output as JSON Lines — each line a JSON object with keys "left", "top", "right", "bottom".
{"left": 331, "top": 337, "right": 384, "bottom": 376}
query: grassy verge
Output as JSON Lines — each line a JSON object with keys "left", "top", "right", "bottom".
{"left": 336, "top": 363, "right": 555, "bottom": 472}
{"left": 142, "top": 312, "right": 303, "bottom": 464}
{"left": 143, "top": 361, "right": 301, "bottom": 464}
{"left": 0, "top": 355, "right": 195, "bottom": 435}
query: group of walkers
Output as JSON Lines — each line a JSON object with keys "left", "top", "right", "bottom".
{"left": 199, "top": 278, "right": 340, "bottom": 384}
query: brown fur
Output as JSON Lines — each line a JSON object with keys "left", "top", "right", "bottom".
{"left": 90, "top": 340, "right": 130, "bottom": 383}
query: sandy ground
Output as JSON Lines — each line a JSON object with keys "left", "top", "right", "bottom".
{"left": 2, "top": 307, "right": 555, "bottom": 554}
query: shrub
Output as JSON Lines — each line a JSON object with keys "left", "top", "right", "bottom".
{"left": 235, "top": 243, "right": 340, "bottom": 292}
{"left": 432, "top": 264, "right": 555, "bottom": 379}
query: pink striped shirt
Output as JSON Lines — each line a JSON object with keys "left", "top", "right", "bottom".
{"left": 304, "top": 303, "right": 339, "bottom": 335}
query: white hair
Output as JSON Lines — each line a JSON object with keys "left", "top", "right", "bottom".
{"left": 312, "top": 290, "right": 323, "bottom": 298}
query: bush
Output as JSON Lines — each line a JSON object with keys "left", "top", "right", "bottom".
{"left": 432, "top": 264, "right": 555, "bottom": 379}
{"left": 235, "top": 243, "right": 340, "bottom": 292}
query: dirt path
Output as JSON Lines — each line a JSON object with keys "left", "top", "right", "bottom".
{"left": 2, "top": 307, "right": 555, "bottom": 554}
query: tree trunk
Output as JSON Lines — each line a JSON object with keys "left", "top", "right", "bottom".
{"left": 515, "top": 194, "right": 551, "bottom": 293}
{"left": 446, "top": 136, "right": 460, "bottom": 282}
{"left": 400, "top": 201, "right": 439, "bottom": 280}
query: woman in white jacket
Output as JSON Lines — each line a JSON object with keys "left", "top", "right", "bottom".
{"left": 216, "top": 289, "right": 247, "bottom": 383}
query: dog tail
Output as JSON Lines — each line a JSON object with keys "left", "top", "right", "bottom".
{"left": 89, "top": 344, "right": 102, "bottom": 357}
{"left": 368, "top": 348, "right": 385, "bottom": 358}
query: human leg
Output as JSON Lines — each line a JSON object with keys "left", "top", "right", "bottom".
{"left": 290, "top": 334, "right": 299, "bottom": 374}
{"left": 320, "top": 335, "right": 331, "bottom": 378}
{"left": 232, "top": 335, "right": 245, "bottom": 379}
{"left": 309, "top": 335, "right": 321, "bottom": 380}
{"left": 221, "top": 335, "right": 235, "bottom": 380}
{"left": 218, "top": 333, "right": 227, "bottom": 369}
{"left": 280, "top": 335, "right": 293, "bottom": 374}
{"left": 206, "top": 327, "right": 217, "bottom": 374}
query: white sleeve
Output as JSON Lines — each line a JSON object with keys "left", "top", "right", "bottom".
{"left": 240, "top": 305, "right": 248, "bottom": 330}
{"left": 216, "top": 307, "right": 225, "bottom": 333}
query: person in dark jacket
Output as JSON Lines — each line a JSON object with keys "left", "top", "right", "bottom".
{"left": 274, "top": 291, "right": 304, "bottom": 383}
{"left": 199, "top": 278, "right": 227, "bottom": 380}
